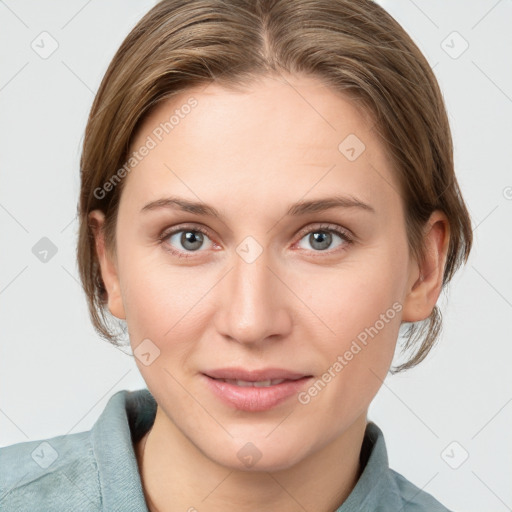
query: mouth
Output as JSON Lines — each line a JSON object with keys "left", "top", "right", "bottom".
{"left": 201, "top": 368, "right": 313, "bottom": 412}
{"left": 209, "top": 377, "right": 296, "bottom": 387}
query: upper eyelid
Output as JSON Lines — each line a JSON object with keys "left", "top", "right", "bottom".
{"left": 296, "top": 223, "right": 352, "bottom": 238}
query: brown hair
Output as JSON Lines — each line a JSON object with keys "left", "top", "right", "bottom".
{"left": 77, "top": 0, "right": 473, "bottom": 372}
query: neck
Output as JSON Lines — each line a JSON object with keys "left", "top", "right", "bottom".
{"left": 135, "top": 407, "right": 367, "bottom": 512}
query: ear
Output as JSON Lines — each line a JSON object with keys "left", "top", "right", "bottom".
{"left": 401, "top": 210, "right": 450, "bottom": 322}
{"left": 88, "top": 210, "right": 126, "bottom": 320}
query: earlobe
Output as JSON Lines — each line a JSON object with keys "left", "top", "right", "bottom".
{"left": 401, "top": 211, "right": 450, "bottom": 323}
{"left": 88, "top": 210, "right": 126, "bottom": 320}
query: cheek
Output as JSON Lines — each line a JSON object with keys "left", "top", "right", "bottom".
{"left": 308, "top": 252, "right": 405, "bottom": 349}
{"left": 299, "top": 278, "right": 402, "bottom": 424}
{"left": 298, "top": 247, "right": 406, "bottom": 409}
{"left": 118, "top": 246, "right": 207, "bottom": 358}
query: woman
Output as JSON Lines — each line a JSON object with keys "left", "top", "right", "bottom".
{"left": 0, "top": 0, "right": 472, "bottom": 510}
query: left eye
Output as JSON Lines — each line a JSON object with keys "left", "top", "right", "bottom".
{"left": 296, "top": 228, "right": 351, "bottom": 252}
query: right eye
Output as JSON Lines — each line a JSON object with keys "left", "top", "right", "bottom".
{"left": 159, "top": 225, "right": 216, "bottom": 258}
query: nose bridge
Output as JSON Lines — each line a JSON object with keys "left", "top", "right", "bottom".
{"left": 219, "top": 241, "right": 290, "bottom": 344}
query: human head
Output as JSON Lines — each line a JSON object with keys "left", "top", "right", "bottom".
{"left": 78, "top": 0, "right": 472, "bottom": 374}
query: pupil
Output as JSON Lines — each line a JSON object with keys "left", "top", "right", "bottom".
{"left": 182, "top": 231, "right": 203, "bottom": 250}
{"left": 311, "top": 231, "right": 331, "bottom": 251}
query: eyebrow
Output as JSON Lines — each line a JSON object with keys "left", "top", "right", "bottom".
{"left": 140, "top": 195, "right": 375, "bottom": 218}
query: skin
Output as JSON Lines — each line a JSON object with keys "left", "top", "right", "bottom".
{"left": 89, "top": 73, "right": 450, "bottom": 512}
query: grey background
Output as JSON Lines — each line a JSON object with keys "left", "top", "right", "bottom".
{"left": 1, "top": 1, "right": 511, "bottom": 511}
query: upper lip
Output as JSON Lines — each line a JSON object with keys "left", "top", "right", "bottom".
{"left": 204, "top": 367, "right": 311, "bottom": 381}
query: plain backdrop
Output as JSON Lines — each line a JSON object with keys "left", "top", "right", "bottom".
{"left": 1, "top": 1, "right": 511, "bottom": 511}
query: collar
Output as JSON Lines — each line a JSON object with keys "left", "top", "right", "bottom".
{"left": 91, "top": 388, "right": 390, "bottom": 512}
{"left": 91, "top": 388, "right": 156, "bottom": 511}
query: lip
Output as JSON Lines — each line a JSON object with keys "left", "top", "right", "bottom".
{"left": 201, "top": 367, "right": 313, "bottom": 412}
{"left": 204, "top": 367, "right": 310, "bottom": 381}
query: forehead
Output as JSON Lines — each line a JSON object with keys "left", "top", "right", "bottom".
{"left": 137, "top": 74, "right": 374, "bottom": 151}
{"left": 122, "top": 74, "right": 401, "bottom": 218}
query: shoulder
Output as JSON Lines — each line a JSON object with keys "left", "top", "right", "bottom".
{"left": 0, "top": 429, "right": 101, "bottom": 511}
{"left": 385, "top": 468, "right": 453, "bottom": 512}
{"left": 0, "top": 388, "right": 155, "bottom": 512}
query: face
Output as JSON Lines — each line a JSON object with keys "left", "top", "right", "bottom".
{"left": 91, "top": 73, "right": 434, "bottom": 471}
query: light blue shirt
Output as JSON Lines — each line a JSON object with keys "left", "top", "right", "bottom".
{"left": 0, "top": 388, "right": 451, "bottom": 511}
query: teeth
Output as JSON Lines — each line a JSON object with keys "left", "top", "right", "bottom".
{"left": 221, "top": 378, "right": 286, "bottom": 387}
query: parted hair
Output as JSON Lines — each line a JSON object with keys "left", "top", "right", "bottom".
{"left": 77, "top": 0, "right": 473, "bottom": 372}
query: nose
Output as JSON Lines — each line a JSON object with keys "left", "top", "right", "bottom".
{"left": 215, "top": 244, "right": 293, "bottom": 347}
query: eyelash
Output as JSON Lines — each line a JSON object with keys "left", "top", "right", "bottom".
{"left": 158, "top": 223, "right": 354, "bottom": 259}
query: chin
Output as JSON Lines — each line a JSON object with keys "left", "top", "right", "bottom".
{"left": 203, "top": 439, "right": 309, "bottom": 473}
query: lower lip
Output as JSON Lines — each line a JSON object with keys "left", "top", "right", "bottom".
{"left": 202, "top": 374, "right": 313, "bottom": 412}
